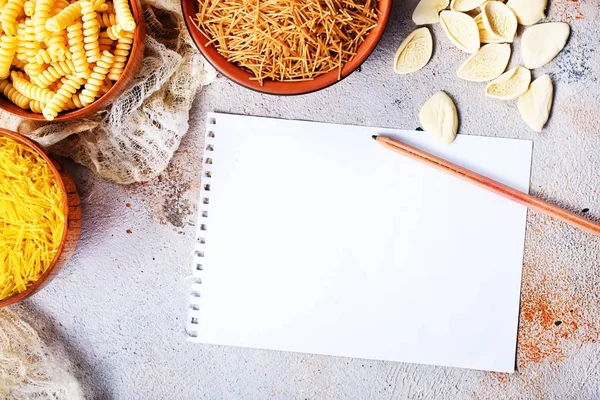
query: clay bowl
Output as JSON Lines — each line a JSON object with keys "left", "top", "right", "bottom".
{"left": 0, "top": 129, "right": 81, "bottom": 307}
{"left": 181, "top": 0, "right": 392, "bottom": 95}
{"left": 0, "top": 0, "right": 146, "bottom": 122}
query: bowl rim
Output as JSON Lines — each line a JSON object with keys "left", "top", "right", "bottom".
{"left": 0, "top": 0, "right": 146, "bottom": 122}
{"left": 181, "top": 0, "right": 392, "bottom": 96}
{"left": 0, "top": 129, "right": 70, "bottom": 306}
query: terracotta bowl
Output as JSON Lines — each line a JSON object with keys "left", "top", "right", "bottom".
{"left": 0, "top": 0, "right": 146, "bottom": 122}
{"left": 181, "top": 0, "right": 392, "bottom": 95}
{"left": 0, "top": 129, "right": 81, "bottom": 307}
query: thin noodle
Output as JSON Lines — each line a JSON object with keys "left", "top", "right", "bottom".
{"left": 195, "top": 0, "right": 378, "bottom": 85}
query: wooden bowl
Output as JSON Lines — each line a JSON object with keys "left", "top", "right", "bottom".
{"left": 181, "top": 0, "right": 392, "bottom": 95}
{"left": 0, "top": 129, "right": 82, "bottom": 307}
{"left": 0, "top": 0, "right": 146, "bottom": 122}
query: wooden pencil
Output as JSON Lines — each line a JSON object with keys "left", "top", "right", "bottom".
{"left": 373, "top": 135, "right": 600, "bottom": 237}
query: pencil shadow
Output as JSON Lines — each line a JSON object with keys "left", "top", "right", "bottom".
{"left": 10, "top": 302, "right": 113, "bottom": 400}
{"left": 529, "top": 188, "right": 600, "bottom": 224}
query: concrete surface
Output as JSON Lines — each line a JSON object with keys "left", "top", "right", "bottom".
{"left": 9, "top": 0, "right": 600, "bottom": 398}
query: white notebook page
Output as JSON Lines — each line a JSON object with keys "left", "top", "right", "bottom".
{"left": 188, "top": 113, "right": 533, "bottom": 373}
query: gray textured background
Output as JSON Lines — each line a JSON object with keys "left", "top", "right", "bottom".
{"left": 11, "top": 0, "right": 600, "bottom": 398}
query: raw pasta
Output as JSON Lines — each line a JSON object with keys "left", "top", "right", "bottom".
{"left": 42, "top": 74, "right": 83, "bottom": 119}
{"left": 23, "top": 1, "right": 36, "bottom": 17}
{"left": 113, "top": 0, "right": 135, "bottom": 31}
{"left": 46, "top": 2, "right": 82, "bottom": 32}
{"left": 12, "top": 71, "right": 55, "bottom": 102}
{"left": 0, "top": 79, "right": 31, "bottom": 108}
{"left": 0, "top": 0, "right": 136, "bottom": 120}
{"left": 78, "top": 50, "right": 114, "bottom": 106}
{"left": 67, "top": 22, "right": 90, "bottom": 78}
{"left": 80, "top": 1, "right": 100, "bottom": 63}
{"left": 0, "top": 36, "right": 18, "bottom": 79}
{"left": 0, "top": 0, "right": 24, "bottom": 37}
{"left": 107, "top": 29, "right": 131, "bottom": 80}
{"left": 33, "top": 0, "right": 54, "bottom": 42}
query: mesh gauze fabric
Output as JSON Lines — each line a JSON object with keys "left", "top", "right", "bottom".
{"left": 0, "top": 0, "right": 216, "bottom": 184}
{"left": 0, "top": 309, "right": 83, "bottom": 400}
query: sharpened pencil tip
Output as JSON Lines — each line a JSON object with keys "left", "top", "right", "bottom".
{"left": 372, "top": 135, "right": 377, "bottom": 140}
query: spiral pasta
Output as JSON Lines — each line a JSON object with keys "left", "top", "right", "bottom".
{"left": 42, "top": 74, "right": 83, "bottom": 119}
{"left": 15, "top": 24, "right": 27, "bottom": 60}
{"left": 45, "top": 32, "right": 68, "bottom": 60}
{"left": 79, "top": 49, "right": 113, "bottom": 106}
{"left": 50, "top": 0, "right": 69, "bottom": 15}
{"left": 0, "top": 79, "right": 31, "bottom": 108}
{"left": 70, "top": 92, "right": 83, "bottom": 108}
{"left": 11, "top": 57, "right": 25, "bottom": 70}
{"left": 33, "top": 0, "right": 53, "bottom": 42}
{"left": 66, "top": 22, "right": 89, "bottom": 78}
{"left": 23, "top": 60, "right": 42, "bottom": 75}
{"left": 0, "top": 36, "right": 18, "bottom": 80}
{"left": 0, "top": 0, "right": 135, "bottom": 119}
{"left": 97, "top": 12, "right": 116, "bottom": 28}
{"left": 46, "top": 2, "right": 80, "bottom": 32}
{"left": 21, "top": 20, "right": 39, "bottom": 62}
{"left": 36, "top": 59, "right": 74, "bottom": 87}
{"left": 1, "top": 0, "right": 25, "bottom": 37}
{"left": 93, "top": 0, "right": 108, "bottom": 11}
{"left": 29, "top": 99, "right": 44, "bottom": 112}
{"left": 113, "top": 0, "right": 134, "bottom": 32}
{"left": 11, "top": 70, "right": 55, "bottom": 102}
{"left": 99, "top": 75, "right": 112, "bottom": 94}
{"left": 98, "top": 30, "right": 113, "bottom": 52}
{"left": 24, "top": 0, "right": 36, "bottom": 17}
{"left": 107, "top": 29, "right": 130, "bottom": 81}
{"left": 80, "top": 1, "right": 100, "bottom": 63}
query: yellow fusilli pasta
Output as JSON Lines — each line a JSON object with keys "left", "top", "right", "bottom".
{"left": 107, "top": 29, "right": 130, "bottom": 81}
{"left": 22, "top": 20, "right": 39, "bottom": 62}
{"left": 113, "top": 0, "right": 135, "bottom": 32}
{"left": 11, "top": 57, "right": 25, "bottom": 70}
{"left": 1, "top": 0, "right": 25, "bottom": 37}
{"left": 93, "top": 0, "right": 108, "bottom": 11}
{"left": 97, "top": 12, "right": 116, "bottom": 28}
{"left": 98, "top": 30, "right": 112, "bottom": 51}
{"left": 33, "top": 0, "right": 53, "bottom": 42}
{"left": 106, "top": 23, "right": 126, "bottom": 40}
{"left": 50, "top": 0, "right": 69, "bottom": 15}
{"left": 29, "top": 99, "right": 44, "bottom": 112}
{"left": 0, "top": 79, "right": 31, "bottom": 108}
{"left": 36, "top": 59, "right": 74, "bottom": 87}
{"left": 80, "top": 1, "right": 100, "bottom": 63}
{"left": 46, "top": 32, "right": 68, "bottom": 60}
{"left": 23, "top": 60, "right": 42, "bottom": 76}
{"left": 11, "top": 70, "right": 55, "bottom": 102}
{"left": 46, "top": 2, "right": 80, "bottom": 32}
{"left": 0, "top": 0, "right": 135, "bottom": 119}
{"left": 0, "top": 36, "right": 18, "bottom": 80}
{"left": 42, "top": 74, "right": 83, "bottom": 119}
{"left": 79, "top": 49, "right": 113, "bottom": 106}
{"left": 24, "top": 0, "right": 36, "bottom": 17}
{"left": 98, "top": 75, "right": 112, "bottom": 93}
{"left": 66, "top": 22, "right": 89, "bottom": 78}
{"left": 70, "top": 92, "right": 83, "bottom": 108}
